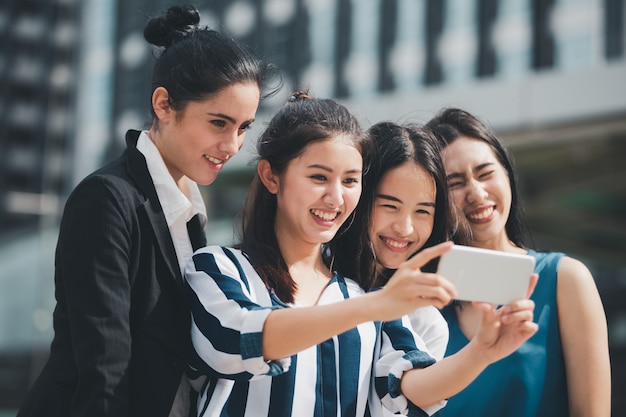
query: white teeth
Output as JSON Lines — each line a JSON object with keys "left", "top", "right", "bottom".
{"left": 383, "top": 238, "right": 409, "bottom": 249}
{"left": 311, "top": 209, "right": 338, "bottom": 221}
{"left": 204, "top": 155, "right": 224, "bottom": 165}
{"left": 468, "top": 206, "right": 494, "bottom": 220}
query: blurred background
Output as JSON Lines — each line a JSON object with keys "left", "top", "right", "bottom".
{"left": 0, "top": 0, "right": 624, "bottom": 415}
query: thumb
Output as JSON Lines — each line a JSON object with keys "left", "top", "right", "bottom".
{"left": 525, "top": 273, "right": 538, "bottom": 299}
{"left": 404, "top": 241, "right": 454, "bottom": 271}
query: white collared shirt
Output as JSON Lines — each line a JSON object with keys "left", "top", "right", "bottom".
{"left": 136, "top": 130, "right": 207, "bottom": 417}
{"left": 137, "top": 130, "right": 207, "bottom": 275}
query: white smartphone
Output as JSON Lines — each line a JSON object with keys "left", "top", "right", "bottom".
{"left": 436, "top": 245, "right": 536, "bottom": 305}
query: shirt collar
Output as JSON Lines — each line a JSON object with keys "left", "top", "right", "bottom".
{"left": 136, "top": 131, "right": 207, "bottom": 227}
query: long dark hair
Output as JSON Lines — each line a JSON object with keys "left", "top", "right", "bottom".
{"left": 236, "top": 91, "right": 373, "bottom": 303}
{"left": 143, "top": 4, "right": 279, "bottom": 123}
{"left": 426, "top": 107, "right": 530, "bottom": 248}
{"left": 338, "top": 122, "right": 453, "bottom": 287}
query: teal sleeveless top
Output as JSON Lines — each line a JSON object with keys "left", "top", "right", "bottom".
{"left": 435, "top": 251, "right": 569, "bottom": 417}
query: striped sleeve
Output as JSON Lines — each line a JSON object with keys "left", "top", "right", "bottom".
{"left": 407, "top": 306, "right": 449, "bottom": 361}
{"left": 375, "top": 315, "right": 447, "bottom": 416}
{"left": 184, "top": 246, "right": 290, "bottom": 381}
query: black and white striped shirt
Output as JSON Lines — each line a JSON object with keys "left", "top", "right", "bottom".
{"left": 184, "top": 246, "right": 438, "bottom": 417}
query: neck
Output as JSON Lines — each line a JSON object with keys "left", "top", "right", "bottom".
{"left": 470, "top": 233, "right": 522, "bottom": 253}
{"left": 178, "top": 177, "right": 191, "bottom": 199}
{"left": 373, "top": 263, "right": 390, "bottom": 287}
{"left": 275, "top": 229, "right": 328, "bottom": 281}
{"left": 146, "top": 126, "right": 188, "bottom": 194}
{"left": 279, "top": 240, "right": 325, "bottom": 275}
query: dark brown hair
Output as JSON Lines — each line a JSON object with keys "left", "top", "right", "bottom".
{"left": 236, "top": 92, "right": 373, "bottom": 302}
{"left": 426, "top": 107, "right": 530, "bottom": 247}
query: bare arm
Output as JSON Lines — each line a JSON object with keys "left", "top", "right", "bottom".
{"left": 557, "top": 256, "right": 611, "bottom": 417}
{"left": 263, "top": 242, "right": 456, "bottom": 360}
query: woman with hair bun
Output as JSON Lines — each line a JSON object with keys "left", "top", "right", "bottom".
{"left": 17, "top": 4, "right": 277, "bottom": 417}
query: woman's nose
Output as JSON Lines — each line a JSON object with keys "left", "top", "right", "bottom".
{"left": 323, "top": 181, "right": 343, "bottom": 208}
{"left": 218, "top": 129, "right": 243, "bottom": 156}
{"left": 391, "top": 214, "right": 413, "bottom": 236}
{"left": 466, "top": 179, "right": 488, "bottom": 204}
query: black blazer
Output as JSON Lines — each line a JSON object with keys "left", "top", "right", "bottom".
{"left": 17, "top": 130, "right": 204, "bottom": 417}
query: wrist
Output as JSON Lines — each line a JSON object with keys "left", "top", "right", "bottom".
{"left": 465, "top": 339, "right": 493, "bottom": 368}
{"left": 357, "top": 291, "right": 383, "bottom": 322}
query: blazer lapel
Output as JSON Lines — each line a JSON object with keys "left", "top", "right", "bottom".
{"left": 125, "top": 130, "right": 183, "bottom": 284}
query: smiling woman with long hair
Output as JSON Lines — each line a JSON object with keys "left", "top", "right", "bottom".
{"left": 428, "top": 107, "right": 611, "bottom": 417}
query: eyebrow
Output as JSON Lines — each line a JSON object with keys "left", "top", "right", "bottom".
{"left": 446, "top": 172, "right": 464, "bottom": 181}
{"left": 376, "top": 193, "right": 402, "bottom": 203}
{"left": 307, "top": 163, "right": 362, "bottom": 174}
{"left": 207, "top": 112, "right": 255, "bottom": 125}
{"left": 446, "top": 162, "right": 495, "bottom": 181}
{"left": 376, "top": 194, "right": 435, "bottom": 208}
{"left": 474, "top": 162, "right": 495, "bottom": 171}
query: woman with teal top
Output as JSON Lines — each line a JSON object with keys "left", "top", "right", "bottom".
{"left": 427, "top": 108, "right": 611, "bottom": 417}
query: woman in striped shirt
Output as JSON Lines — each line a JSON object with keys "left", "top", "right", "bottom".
{"left": 184, "top": 92, "right": 538, "bottom": 417}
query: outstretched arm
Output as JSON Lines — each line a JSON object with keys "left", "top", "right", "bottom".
{"left": 262, "top": 242, "right": 457, "bottom": 359}
{"left": 186, "top": 243, "right": 456, "bottom": 375}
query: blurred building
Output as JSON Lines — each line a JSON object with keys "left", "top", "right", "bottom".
{"left": 0, "top": 0, "right": 624, "bottom": 414}
{"left": 0, "top": 0, "right": 83, "bottom": 410}
{"left": 0, "top": 0, "right": 79, "bottom": 234}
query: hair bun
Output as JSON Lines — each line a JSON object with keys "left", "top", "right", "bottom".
{"left": 288, "top": 90, "right": 313, "bottom": 103}
{"left": 144, "top": 4, "right": 201, "bottom": 48}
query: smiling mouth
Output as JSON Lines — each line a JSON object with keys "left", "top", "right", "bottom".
{"left": 310, "top": 209, "right": 339, "bottom": 221}
{"left": 203, "top": 154, "right": 227, "bottom": 165}
{"left": 381, "top": 237, "right": 411, "bottom": 250}
{"left": 467, "top": 206, "right": 494, "bottom": 221}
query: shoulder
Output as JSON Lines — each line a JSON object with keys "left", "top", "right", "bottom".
{"left": 69, "top": 158, "right": 137, "bottom": 205}
{"left": 191, "top": 246, "right": 242, "bottom": 266}
{"left": 339, "top": 275, "right": 367, "bottom": 296}
{"left": 198, "top": 246, "right": 250, "bottom": 263}
{"left": 189, "top": 246, "right": 254, "bottom": 278}
{"left": 194, "top": 245, "right": 235, "bottom": 256}
{"left": 554, "top": 255, "right": 606, "bottom": 325}
{"left": 59, "top": 167, "right": 142, "bottom": 231}
{"left": 70, "top": 132, "right": 151, "bottom": 203}
{"left": 61, "top": 176, "right": 141, "bottom": 236}
{"left": 527, "top": 250, "right": 597, "bottom": 306}
{"left": 557, "top": 255, "right": 595, "bottom": 293}
{"left": 529, "top": 249, "right": 565, "bottom": 271}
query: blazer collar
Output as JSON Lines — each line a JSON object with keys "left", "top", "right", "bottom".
{"left": 125, "top": 129, "right": 184, "bottom": 285}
